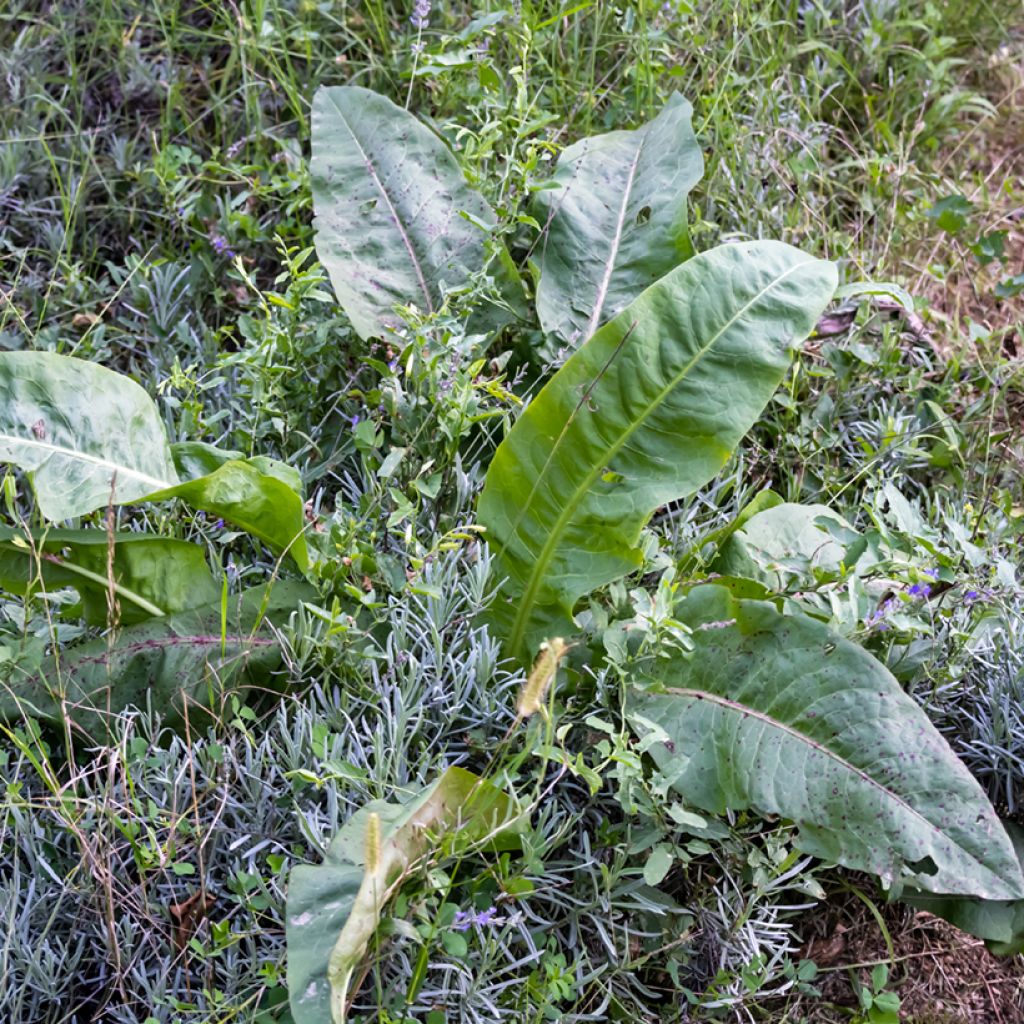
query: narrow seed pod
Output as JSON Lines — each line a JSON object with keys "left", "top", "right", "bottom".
{"left": 364, "top": 811, "right": 381, "bottom": 874}
{"left": 517, "top": 637, "right": 567, "bottom": 718}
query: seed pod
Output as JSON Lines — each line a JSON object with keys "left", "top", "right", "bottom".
{"left": 364, "top": 811, "right": 381, "bottom": 874}
{"left": 517, "top": 637, "right": 567, "bottom": 718}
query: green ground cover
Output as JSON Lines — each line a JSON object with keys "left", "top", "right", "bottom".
{"left": 1, "top": 1, "right": 1023, "bottom": 1021}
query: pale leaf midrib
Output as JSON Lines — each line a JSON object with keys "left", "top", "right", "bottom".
{"left": 0, "top": 431, "right": 173, "bottom": 492}
{"left": 660, "top": 685, "right": 1005, "bottom": 889}
{"left": 582, "top": 139, "right": 644, "bottom": 342}
{"left": 326, "top": 94, "right": 434, "bottom": 316}
{"left": 506, "top": 259, "right": 810, "bottom": 657}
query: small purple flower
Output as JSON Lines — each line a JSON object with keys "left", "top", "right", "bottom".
{"left": 452, "top": 906, "right": 498, "bottom": 931}
{"left": 349, "top": 414, "right": 361, "bottom": 429}
{"left": 924, "top": 567, "right": 940, "bottom": 579}
{"left": 214, "top": 518, "right": 225, "bottom": 529}
{"left": 866, "top": 597, "right": 897, "bottom": 630}
{"left": 907, "top": 583, "right": 932, "bottom": 598}
{"left": 410, "top": 0, "right": 431, "bottom": 29}
{"left": 963, "top": 590, "right": 982, "bottom": 604}
{"left": 211, "top": 234, "right": 236, "bottom": 258}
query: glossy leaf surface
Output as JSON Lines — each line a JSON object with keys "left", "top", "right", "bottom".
{"left": 478, "top": 241, "right": 837, "bottom": 662}
{"left": 0, "top": 352, "right": 179, "bottom": 520}
{"left": 0, "top": 527, "right": 219, "bottom": 624}
{"left": 145, "top": 460, "right": 309, "bottom": 571}
{"left": 533, "top": 93, "right": 704, "bottom": 345}
{"left": 311, "top": 85, "right": 502, "bottom": 339}
{"left": 287, "top": 766, "right": 518, "bottom": 1024}
{"left": 631, "top": 586, "right": 1024, "bottom": 899}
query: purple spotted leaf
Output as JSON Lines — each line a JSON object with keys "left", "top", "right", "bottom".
{"left": 630, "top": 585, "right": 1024, "bottom": 900}
{"left": 533, "top": 92, "right": 704, "bottom": 348}
{"left": 311, "top": 86, "right": 520, "bottom": 340}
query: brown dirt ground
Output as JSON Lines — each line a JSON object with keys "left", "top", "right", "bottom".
{"left": 900, "top": 40, "right": 1024, "bottom": 358}
{"left": 784, "top": 892, "right": 1024, "bottom": 1023}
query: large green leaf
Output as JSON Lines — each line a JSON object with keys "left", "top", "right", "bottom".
{"left": 0, "top": 580, "right": 313, "bottom": 740}
{"left": 712, "top": 501, "right": 864, "bottom": 588}
{"left": 145, "top": 460, "right": 309, "bottom": 571}
{"left": 630, "top": 585, "right": 1024, "bottom": 900}
{"left": 533, "top": 92, "right": 704, "bottom": 346}
{"left": 0, "top": 354, "right": 307, "bottom": 566}
{"left": 0, "top": 351, "right": 180, "bottom": 520}
{"left": 478, "top": 241, "right": 837, "bottom": 662}
{"left": 0, "top": 526, "right": 219, "bottom": 624}
{"left": 903, "top": 821, "right": 1024, "bottom": 954}
{"left": 311, "top": 85, "right": 508, "bottom": 340}
{"left": 287, "top": 766, "right": 519, "bottom": 1024}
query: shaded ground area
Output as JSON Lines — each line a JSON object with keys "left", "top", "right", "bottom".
{"left": 791, "top": 895, "right": 1024, "bottom": 1022}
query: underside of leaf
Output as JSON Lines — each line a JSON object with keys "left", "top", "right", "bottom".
{"left": 631, "top": 585, "right": 1024, "bottom": 900}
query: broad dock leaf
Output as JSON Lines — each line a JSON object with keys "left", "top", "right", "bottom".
{"left": 0, "top": 581, "right": 313, "bottom": 740}
{"left": 287, "top": 767, "right": 519, "bottom": 1024}
{"left": 478, "top": 241, "right": 837, "bottom": 662}
{"left": 0, "top": 351, "right": 179, "bottom": 520}
{"left": 0, "top": 526, "right": 219, "bottom": 624}
{"left": 533, "top": 92, "right": 704, "bottom": 346}
{"left": 631, "top": 586, "right": 1024, "bottom": 900}
{"left": 311, "top": 85, "right": 507, "bottom": 339}
{"left": 903, "top": 821, "right": 1024, "bottom": 954}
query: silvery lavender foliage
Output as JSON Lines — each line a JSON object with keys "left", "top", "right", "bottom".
{"left": 915, "top": 608, "right": 1024, "bottom": 815}
{"left": 0, "top": 546, "right": 518, "bottom": 1024}
{"left": 0, "top": 539, "right": 823, "bottom": 1023}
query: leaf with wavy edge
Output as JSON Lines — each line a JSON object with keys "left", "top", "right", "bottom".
{"left": 0, "top": 354, "right": 307, "bottom": 567}
{"left": 0, "top": 351, "right": 180, "bottom": 520}
{"left": 0, "top": 526, "right": 219, "bottom": 624}
{"left": 286, "top": 767, "right": 519, "bottom": 1024}
{"left": 631, "top": 585, "right": 1024, "bottom": 900}
{"left": 145, "top": 460, "right": 309, "bottom": 571}
{"left": 311, "top": 86, "right": 513, "bottom": 340}
{"left": 478, "top": 241, "right": 837, "bottom": 663}
{"left": 533, "top": 92, "right": 704, "bottom": 346}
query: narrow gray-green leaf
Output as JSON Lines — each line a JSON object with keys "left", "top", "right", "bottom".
{"left": 0, "top": 580, "right": 313, "bottom": 740}
{"left": 533, "top": 92, "right": 704, "bottom": 346}
{"left": 311, "top": 85, "right": 505, "bottom": 339}
{"left": 478, "top": 241, "right": 837, "bottom": 663}
{"left": 0, "top": 351, "right": 179, "bottom": 520}
{"left": 0, "top": 526, "right": 219, "bottom": 624}
{"left": 631, "top": 585, "right": 1024, "bottom": 900}
{"left": 286, "top": 766, "right": 519, "bottom": 1024}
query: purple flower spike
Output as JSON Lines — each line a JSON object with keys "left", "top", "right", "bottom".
{"left": 410, "top": 0, "right": 431, "bottom": 29}
{"left": 866, "top": 596, "right": 897, "bottom": 630}
{"left": 211, "top": 234, "right": 237, "bottom": 258}
{"left": 451, "top": 906, "right": 498, "bottom": 931}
